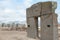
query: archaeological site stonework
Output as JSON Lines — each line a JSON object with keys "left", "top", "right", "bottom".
{"left": 26, "top": 1, "right": 58, "bottom": 40}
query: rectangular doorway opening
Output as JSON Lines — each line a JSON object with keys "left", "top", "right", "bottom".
{"left": 37, "top": 17, "right": 41, "bottom": 38}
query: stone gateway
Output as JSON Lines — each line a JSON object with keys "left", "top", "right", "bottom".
{"left": 26, "top": 1, "right": 58, "bottom": 40}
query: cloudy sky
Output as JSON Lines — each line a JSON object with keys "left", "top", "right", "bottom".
{"left": 0, "top": 0, "right": 60, "bottom": 23}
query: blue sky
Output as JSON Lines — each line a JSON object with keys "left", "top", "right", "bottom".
{"left": 0, "top": 0, "right": 60, "bottom": 23}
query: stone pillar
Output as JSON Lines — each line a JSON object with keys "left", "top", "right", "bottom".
{"left": 27, "top": 17, "right": 38, "bottom": 38}
{"left": 40, "top": 13, "right": 58, "bottom": 40}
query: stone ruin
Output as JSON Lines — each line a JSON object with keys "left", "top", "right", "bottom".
{"left": 26, "top": 1, "right": 58, "bottom": 40}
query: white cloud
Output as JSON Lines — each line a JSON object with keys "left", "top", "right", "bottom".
{"left": 0, "top": 0, "right": 26, "bottom": 22}
{"left": 4, "top": 8, "right": 15, "bottom": 13}
{"left": 0, "top": 7, "right": 26, "bottom": 22}
{"left": 24, "top": 0, "right": 33, "bottom": 8}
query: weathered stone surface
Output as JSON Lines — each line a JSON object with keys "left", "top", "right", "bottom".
{"left": 27, "top": 17, "right": 38, "bottom": 38}
{"left": 26, "top": 1, "right": 58, "bottom": 40}
{"left": 26, "top": 1, "right": 57, "bottom": 17}
{"left": 40, "top": 13, "right": 58, "bottom": 40}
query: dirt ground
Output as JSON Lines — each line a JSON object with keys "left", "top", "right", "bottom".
{"left": 0, "top": 31, "right": 38, "bottom": 40}
{"left": 0, "top": 27, "right": 59, "bottom": 40}
{"left": 0, "top": 31, "right": 60, "bottom": 40}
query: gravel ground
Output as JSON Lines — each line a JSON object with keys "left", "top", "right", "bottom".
{"left": 0, "top": 31, "right": 39, "bottom": 40}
